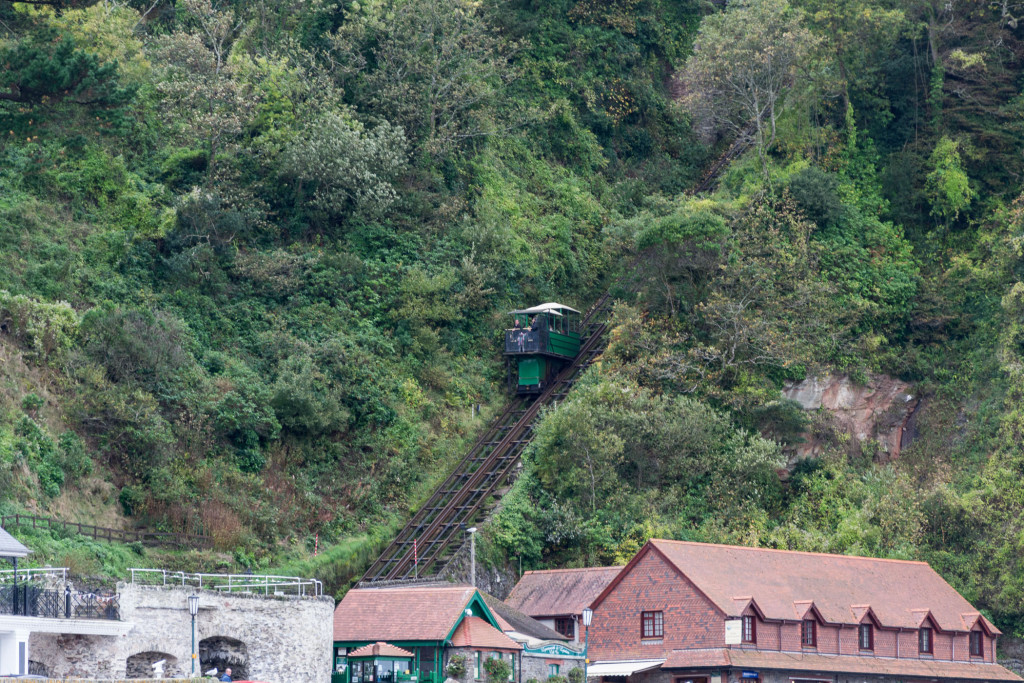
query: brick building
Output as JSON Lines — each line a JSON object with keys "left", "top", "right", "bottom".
{"left": 584, "top": 540, "right": 1021, "bottom": 683}
{"left": 506, "top": 566, "right": 622, "bottom": 644}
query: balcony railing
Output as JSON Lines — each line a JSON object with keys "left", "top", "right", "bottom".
{"left": 0, "top": 584, "right": 120, "bottom": 621}
{"left": 129, "top": 568, "right": 323, "bottom": 596}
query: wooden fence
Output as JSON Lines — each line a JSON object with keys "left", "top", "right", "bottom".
{"left": 0, "top": 513, "right": 213, "bottom": 550}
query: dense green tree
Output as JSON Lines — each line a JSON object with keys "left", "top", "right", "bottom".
{"left": 279, "top": 112, "right": 408, "bottom": 228}
{"left": 681, "top": 0, "right": 817, "bottom": 175}
{"left": 330, "top": 0, "right": 513, "bottom": 156}
{"left": 0, "top": 27, "right": 134, "bottom": 132}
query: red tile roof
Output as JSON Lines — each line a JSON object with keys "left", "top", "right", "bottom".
{"left": 506, "top": 566, "right": 623, "bottom": 617}
{"left": 661, "top": 648, "right": 1023, "bottom": 681}
{"left": 334, "top": 586, "right": 478, "bottom": 642}
{"left": 481, "top": 593, "right": 570, "bottom": 642}
{"left": 450, "top": 616, "right": 523, "bottom": 650}
{"left": 604, "top": 540, "right": 999, "bottom": 634}
{"left": 349, "top": 643, "right": 416, "bottom": 658}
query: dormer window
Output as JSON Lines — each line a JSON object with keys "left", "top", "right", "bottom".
{"left": 970, "top": 631, "right": 983, "bottom": 657}
{"left": 742, "top": 615, "right": 756, "bottom": 643}
{"left": 859, "top": 623, "right": 873, "bottom": 650}
{"left": 801, "top": 619, "right": 817, "bottom": 647}
{"left": 919, "top": 626, "right": 933, "bottom": 654}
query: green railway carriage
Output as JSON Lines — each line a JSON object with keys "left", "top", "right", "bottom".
{"left": 504, "top": 303, "right": 582, "bottom": 394}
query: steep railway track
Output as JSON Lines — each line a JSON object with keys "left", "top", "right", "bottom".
{"left": 359, "top": 294, "right": 615, "bottom": 585}
{"left": 358, "top": 130, "right": 745, "bottom": 586}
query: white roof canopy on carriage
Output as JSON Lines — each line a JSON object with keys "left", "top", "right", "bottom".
{"left": 510, "top": 303, "right": 580, "bottom": 316}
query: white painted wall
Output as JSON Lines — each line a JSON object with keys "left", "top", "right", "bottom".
{"left": 0, "top": 626, "right": 30, "bottom": 676}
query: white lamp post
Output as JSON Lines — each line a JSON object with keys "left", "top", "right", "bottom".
{"left": 581, "top": 607, "right": 593, "bottom": 683}
{"left": 467, "top": 527, "right": 478, "bottom": 587}
{"left": 188, "top": 594, "right": 200, "bottom": 676}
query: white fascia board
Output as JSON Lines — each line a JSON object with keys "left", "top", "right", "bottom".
{"left": 0, "top": 615, "right": 131, "bottom": 636}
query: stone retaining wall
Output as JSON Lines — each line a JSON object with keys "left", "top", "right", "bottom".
{"left": 32, "top": 679, "right": 216, "bottom": 682}
{"left": 30, "top": 582, "right": 334, "bottom": 683}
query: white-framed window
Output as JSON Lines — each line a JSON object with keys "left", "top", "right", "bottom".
{"left": 742, "top": 615, "right": 756, "bottom": 643}
{"left": 859, "top": 623, "right": 873, "bottom": 650}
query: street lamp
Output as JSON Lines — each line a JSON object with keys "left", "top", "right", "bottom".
{"left": 188, "top": 594, "right": 200, "bottom": 676}
{"left": 467, "top": 527, "right": 478, "bottom": 587}
{"left": 581, "top": 607, "right": 593, "bottom": 683}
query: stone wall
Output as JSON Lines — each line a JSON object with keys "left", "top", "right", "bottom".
{"left": 30, "top": 582, "right": 334, "bottom": 683}
{"left": 33, "top": 679, "right": 215, "bottom": 683}
{"left": 520, "top": 653, "right": 581, "bottom": 683}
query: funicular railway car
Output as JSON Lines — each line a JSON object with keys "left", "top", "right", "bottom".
{"left": 504, "top": 303, "right": 581, "bottom": 394}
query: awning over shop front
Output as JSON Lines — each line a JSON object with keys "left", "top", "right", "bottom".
{"left": 586, "top": 660, "right": 665, "bottom": 678}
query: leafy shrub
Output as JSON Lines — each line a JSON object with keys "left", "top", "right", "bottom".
{"left": 280, "top": 111, "right": 408, "bottom": 226}
{"left": 0, "top": 291, "right": 78, "bottom": 365}
{"left": 208, "top": 362, "right": 280, "bottom": 472}
{"left": 21, "top": 393, "right": 44, "bottom": 414}
{"left": 787, "top": 166, "right": 841, "bottom": 228}
{"left": 484, "top": 656, "right": 511, "bottom": 682}
{"left": 14, "top": 417, "right": 63, "bottom": 497}
{"left": 58, "top": 431, "right": 93, "bottom": 481}
{"left": 270, "top": 354, "right": 348, "bottom": 435}
{"left": 567, "top": 668, "right": 584, "bottom": 683}
{"left": 118, "top": 485, "right": 146, "bottom": 516}
{"left": 71, "top": 365, "right": 176, "bottom": 478}
{"left": 446, "top": 654, "right": 468, "bottom": 679}
{"left": 78, "top": 303, "right": 193, "bottom": 393}
{"left": 160, "top": 148, "right": 210, "bottom": 192}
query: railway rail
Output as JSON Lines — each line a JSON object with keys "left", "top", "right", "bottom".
{"left": 359, "top": 294, "right": 615, "bottom": 584}
{"left": 359, "top": 127, "right": 744, "bottom": 586}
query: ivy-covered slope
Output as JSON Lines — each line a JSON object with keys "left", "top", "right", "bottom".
{"left": 0, "top": 0, "right": 701, "bottom": 566}
{"left": 5, "top": 0, "right": 1024, "bottom": 638}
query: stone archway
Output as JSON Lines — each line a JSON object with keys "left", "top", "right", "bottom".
{"left": 126, "top": 651, "right": 180, "bottom": 679}
{"left": 200, "top": 635, "right": 248, "bottom": 680}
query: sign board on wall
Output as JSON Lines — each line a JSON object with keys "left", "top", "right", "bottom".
{"left": 524, "top": 642, "right": 584, "bottom": 658}
{"left": 725, "top": 620, "right": 742, "bottom": 645}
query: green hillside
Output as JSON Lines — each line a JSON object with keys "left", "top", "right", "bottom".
{"left": 3, "top": 0, "right": 1024, "bottom": 639}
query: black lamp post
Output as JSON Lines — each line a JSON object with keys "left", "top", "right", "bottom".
{"left": 582, "top": 607, "right": 593, "bottom": 683}
{"left": 188, "top": 594, "right": 200, "bottom": 676}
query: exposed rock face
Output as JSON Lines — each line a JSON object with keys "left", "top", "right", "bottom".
{"left": 782, "top": 374, "right": 919, "bottom": 463}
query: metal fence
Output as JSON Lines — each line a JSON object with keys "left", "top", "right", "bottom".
{"left": 129, "top": 568, "right": 323, "bottom": 597}
{"left": 0, "top": 583, "right": 120, "bottom": 620}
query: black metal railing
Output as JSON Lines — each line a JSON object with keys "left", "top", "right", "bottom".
{"left": 504, "top": 328, "right": 546, "bottom": 353}
{"left": 0, "top": 584, "right": 120, "bottom": 621}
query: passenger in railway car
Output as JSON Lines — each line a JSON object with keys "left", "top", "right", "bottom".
{"left": 505, "top": 303, "right": 582, "bottom": 395}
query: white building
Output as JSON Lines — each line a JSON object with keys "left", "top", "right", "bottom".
{"left": 0, "top": 524, "right": 128, "bottom": 677}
